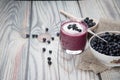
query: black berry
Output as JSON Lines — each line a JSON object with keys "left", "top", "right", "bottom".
{"left": 32, "top": 34, "right": 36, "bottom": 38}
{"left": 67, "top": 25, "right": 72, "bottom": 29}
{"left": 72, "top": 24, "right": 78, "bottom": 30}
{"left": 76, "top": 29, "right": 82, "bottom": 32}
{"left": 85, "top": 17, "right": 89, "bottom": 20}
{"left": 84, "top": 17, "right": 89, "bottom": 23}
{"left": 72, "top": 24, "right": 76, "bottom": 27}
{"left": 45, "top": 28, "right": 49, "bottom": 32}
{"left": 84, "top": 19, "right": 88, "bottom": 23}
{"left": 89, "top": 19, "right": 93, "bottom": 23}
{"left": 88, "top": 23, "right": 93, "bottom": 27}
{"left": 47, "top": 40, "right": 51, "bottom": 44}
{"left": 56, "top": 33, "right": 60, "bottom": 37}
{"left": 49, "top": 50, "right": 52, "bottom": 54}
{"left": 48, "top": 61, "right": 52, "bottom": 65}
{"left": 83, "top": 17, "right": 96, "bottom": 28}
{"left": 91, "top": 32, "right": 120, "bottom": 56}
{"left": 92, "top": 22, "right": 96, "bottom": 26}
{"left": 35, "top": 35, "right": 38, "bottom": 38}
{"left": 42, "top": 48, "right": 46, "bottom": 52}
{"left": 26, "top": 34, "right": 30, "bottom": 38}
{"left": 43, "top": 38, "right": 46, "bottom": 42}
{"left": 47, "top": 57, "right": 51, "bottom": 61}
{"left": 105, "top": 32, "right": 110, "bottom": 35}
{"left": 51, "top": 37, "right": 54, "bottom": 41}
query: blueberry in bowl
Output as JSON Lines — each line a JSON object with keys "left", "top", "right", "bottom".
{"left": 83, "top": 17, "right": 98, "bottom": 31}
{"left": 89, "top": 31, "right": 120, "bottom": 67}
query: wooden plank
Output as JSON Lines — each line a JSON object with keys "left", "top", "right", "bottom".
{"left": 56, "top": 1, "right": 81, "bottom": 80}
{"left": 0, "top": 0, "right": 31, "bottom": 80}
{"left": 79, "top": 0, "right": 120, "bottom": 80}
{"left": 111, "top": 0, "right": 120, "bottom": 19}
{"left": 97, "top": 0, "right": 120, "bottom": 20}
{"left": 79, "top": 0, "right": 120, "bottom": 20}
{"left": 101, "top": 68, "right": 120, "bottom": 80}
{"left": 28, "top": 1, "right": 61, "bottom": 80}
{"left": 56, "top": 1, "right": 82, "bottom": 20}
{"left": 28, "top": 1, "right": 99, "bottom": 80}
{"left": 99, "top": 0, "right": 120, "bottom": 79}
{"left": 56, "top": 1, "right": 99, "bottom": 80}
{"left": 78, "top": 0, "right": 104, "bottom": 20}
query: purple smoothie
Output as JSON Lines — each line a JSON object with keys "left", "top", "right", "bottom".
{"left": 60, "top": 21, "right": 88, "bottom": 51}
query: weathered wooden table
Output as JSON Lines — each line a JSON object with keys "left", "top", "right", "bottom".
{"left": 0, "top": 0, "right": 120, "bottom": 80}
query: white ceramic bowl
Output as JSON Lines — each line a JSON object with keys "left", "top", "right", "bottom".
{"left": 89, "top": 31, "right": 120, "bottom": 67}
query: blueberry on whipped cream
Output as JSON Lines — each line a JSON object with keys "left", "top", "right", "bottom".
{"left": 76, "top": 28, "right": 82, "bottom": 32}
{"left": 65, "top": 23, "right": 82, "bottom": 33}
{"left": 67, "top": 25, "right": 72, "bottom": 29}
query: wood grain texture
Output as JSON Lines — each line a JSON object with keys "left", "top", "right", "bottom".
{"left": 56, "top": 1, "right": 99, "bottom": 80}
{"left": 0, "top": 0, "right": 120, "bottom": 80}
{"left": 28, "top": 1, "right": 99, "bottom": 80}
{"left": 97, "top": 0, "right": 120, "bottom": 20}
{"left": 56, "top": 1, "right": 82, "bottom": 20}
{"left": 0, "top": 0, "right": 31, "bottom": 80}
{"left": 28, "top": 1, "right": 61, "bottom": 80}
{"left": 79, "top": 0, "right": 120, "bottom": 80}
{"left": 79, "top": 0, "right": 120, "bottom": 20}
{"left": 101, "top": 68, "right": 120, "bottom": 80}
{"left": 79, "top": 0, "right": 104, "bottom": 19}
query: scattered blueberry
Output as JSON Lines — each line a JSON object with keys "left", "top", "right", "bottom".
{"left": 47, "top": 57, "right": 51, "bottom": 61}
{"left": 42, "top": 47, "right": 46, "bottom": 52}
{"left": 47, "top": 40, "right": 51, "bottom": 44}
{"left": 45, "top": 28, "right": 49, "bottom": 32}
{"left": 49, "top": 50, "right": 52, "bottom": 54}
{"left": 43, "top": 38, "right": 46, "bottom": 42}
{"left": 32, "top": 34, "right": 38, "bottom": 38}
{"left": 56, "top": 33, "right": 60, "bottom": 37}
{"left": 26, "top": 34, "right": 30, "bottom": 38}
{"left": 32, "top": 34, "right": 36, "bottom": 38}
{"left": 48, "top": 61, "right": 52, "bottom": 65}
{"left": 51, "top": 37, "right": 54, "bottom": 41}
{"left": 35, "top": 35, "right": 38, "bottom": 38}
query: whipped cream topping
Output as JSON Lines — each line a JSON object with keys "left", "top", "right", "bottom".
{"left": 62, "top": 22, "right": 84, "bottom": 34}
